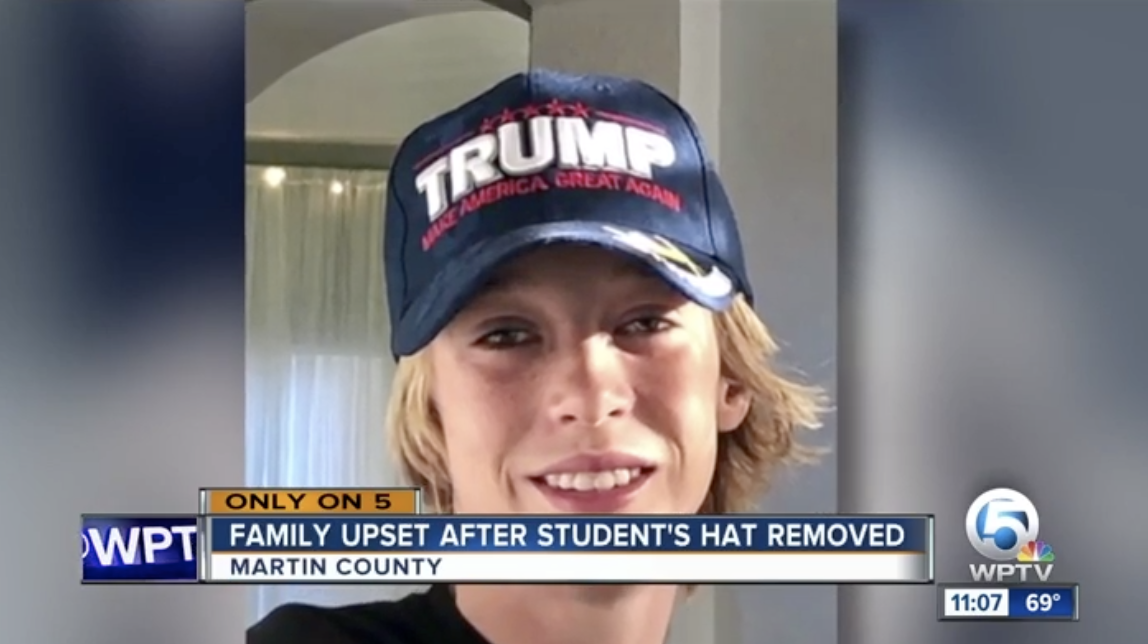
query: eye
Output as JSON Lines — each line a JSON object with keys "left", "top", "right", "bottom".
{"left": 474, "top": 327, "right": 538, "bottom": 349}
{"left": 618, "top": 315, "right": 673, "bottom": 336}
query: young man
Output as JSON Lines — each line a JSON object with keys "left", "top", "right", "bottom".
{"left": 248, "top": 68, "right": 825, "bottom": 644}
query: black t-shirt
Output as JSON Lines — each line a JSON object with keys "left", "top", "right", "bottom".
{"left": 247, "top": 585, "right": 491, "bottom": 644}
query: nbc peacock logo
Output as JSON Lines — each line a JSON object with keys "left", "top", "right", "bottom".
{"left": 1017, "top": 540, "right": 1055, "bottom": 563}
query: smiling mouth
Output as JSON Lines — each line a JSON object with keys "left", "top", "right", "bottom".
{"left": 540, "top": 467, "right": 652, "bottom": 492}
{"left": 529, "top": 467, "right": 656, "bottom": 514}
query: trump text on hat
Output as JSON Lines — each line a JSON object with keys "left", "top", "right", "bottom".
{"left": 414, "top": 110, "right": 676, "bottom": 224}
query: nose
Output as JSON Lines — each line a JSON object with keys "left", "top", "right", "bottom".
{"left": 546, "top": 337, "right": 634, "bottom": 428}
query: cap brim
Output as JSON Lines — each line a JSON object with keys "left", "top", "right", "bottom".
{"left": 392, "top": 221, "right": 738, "bottom": 356}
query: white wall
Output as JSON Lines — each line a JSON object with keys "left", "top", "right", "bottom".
{"left": 715, "top": 3, "right": 838, "bottom": 643}
{"left": 247, "top": 11, "right": 529, "bottom": 143}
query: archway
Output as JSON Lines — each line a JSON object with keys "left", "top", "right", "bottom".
{"left": 248, "top": 10, "right": 529, "bottom": 147}
{"left": 247, "top": 0, "right": 528, "bottom": 104}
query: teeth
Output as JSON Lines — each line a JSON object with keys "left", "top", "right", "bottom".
{"left": 614, "top": 468, "right": 632, "bottom": 486}
{"left": 543, "top": 468, "right": 642, "bottom": 491}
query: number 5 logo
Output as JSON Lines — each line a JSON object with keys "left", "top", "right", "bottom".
{"left": 965, "top": 488, "right": 1041, "bottom": 560}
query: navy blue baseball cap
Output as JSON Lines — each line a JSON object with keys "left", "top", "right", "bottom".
{"left": 385, "top": 68, "right": 753, "bottom": 357}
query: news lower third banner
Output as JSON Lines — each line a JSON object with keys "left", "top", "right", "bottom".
{"left": 82, "top": 493, "right": 934, "bottom": 584}
{"left": 205, "top": 515, "right": 933, "bottom": 584}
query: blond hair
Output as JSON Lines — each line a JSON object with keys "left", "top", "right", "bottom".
{"left": 386, "top": 296, "right": 827, "bottom": 514}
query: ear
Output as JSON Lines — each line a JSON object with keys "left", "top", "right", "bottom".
{"left": 717, "top": 377, "right": 752, "bottom": 432}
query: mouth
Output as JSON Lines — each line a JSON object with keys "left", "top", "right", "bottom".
{"left": 529, "top": 454, "right": 656, "bottom": 512}
{"left": 539, "top": 468, "right": 650, "bottom": 492}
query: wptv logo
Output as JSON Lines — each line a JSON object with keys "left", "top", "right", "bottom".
{"left": 966, "top": 488, "right": 1056, "bottom": 583}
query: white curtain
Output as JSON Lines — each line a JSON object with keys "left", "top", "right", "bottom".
{"left": 245, "top": 165, "right": 417, "bottom": 623}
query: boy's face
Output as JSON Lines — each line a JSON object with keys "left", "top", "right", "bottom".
{"left": 427, "top": 245, "right": 749, "bottom": 515}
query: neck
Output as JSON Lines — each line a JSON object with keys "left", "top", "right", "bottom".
{"left": 454, "top": 584, "right": 681, "bottom": 644}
